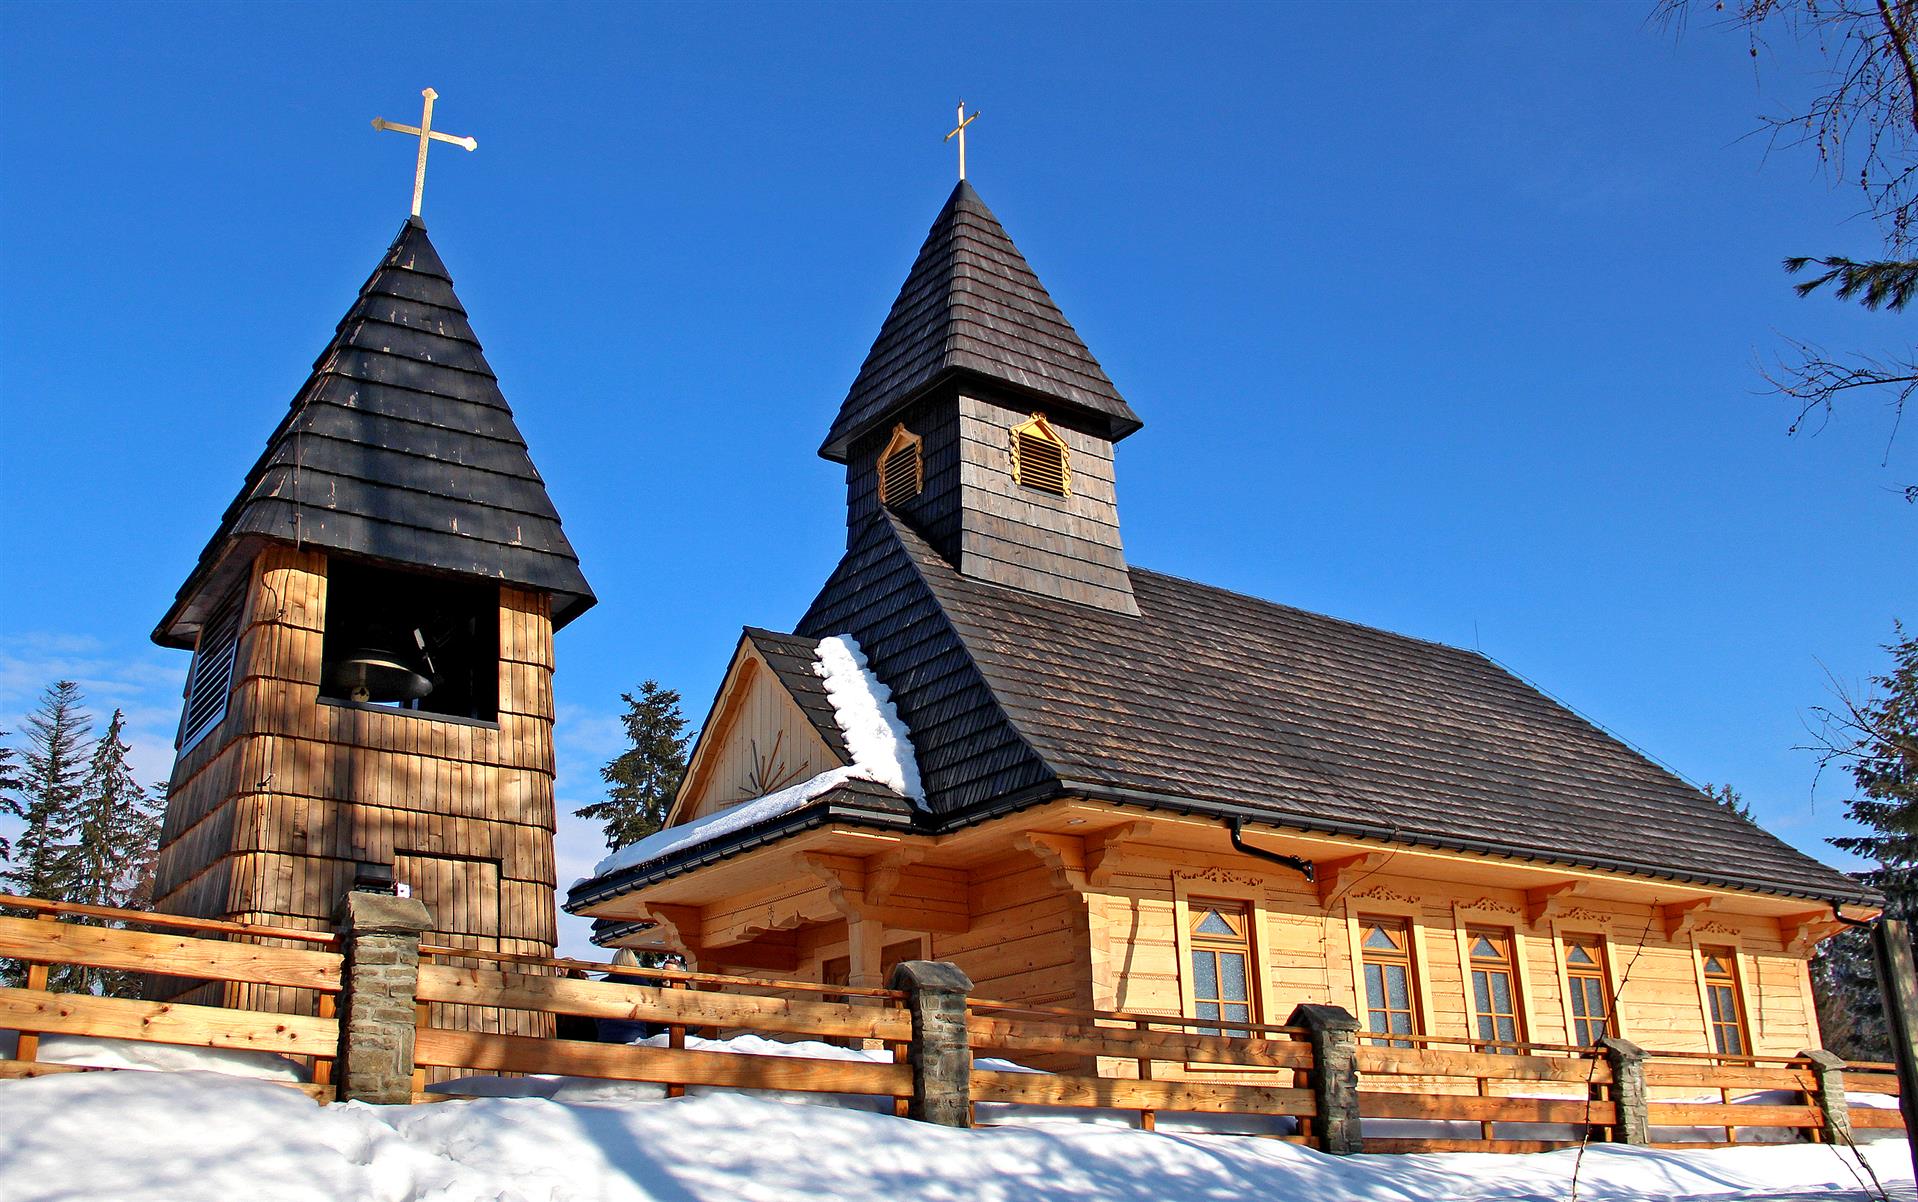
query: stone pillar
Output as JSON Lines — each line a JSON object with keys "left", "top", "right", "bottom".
{"left": 1800, "top": 1048, "right": 1854, "bottom": 1145}
{"left": 333, "top": 891, "right": 433, "bottom": 1104}
{"left": 889, "top": 959, "right": 973, "bottom": 1127}
{"left": 1599, "top": 1035, "right": 1650, "bottom": 1146}
{"left": 1287, "top": 1003, "right": 1363, "bottom": 1155}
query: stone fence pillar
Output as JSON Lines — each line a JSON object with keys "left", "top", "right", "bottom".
{"left": 1599, "top": 1036, "right": 1650, "bottom": 1145}
{"left": 1800, "top": 1048, "right": 1854, "bottom": 1145}
{"left": 334, "top": 891, "right": 433, "bottom": 1104}
{"left": 890, "top": 960, "right": 973, "bottom": 1127}
{"left": 1288, "top": 1003, "right": 1363, "bottom": 1154}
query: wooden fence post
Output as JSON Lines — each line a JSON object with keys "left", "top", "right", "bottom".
{"left": 1799, "top": 1049, "right": 1853, "bottom": 1145}
{"left": 1598, "top": 1036, "right": 1650, "bottom": 1146}
{"left": 889, "top": 959, "right": 973, "bottom": 1127}
{"left": 1287, "top": 1003, "right": 1362, "bottom": 1155}
{"left": 333, "top": 891, "right": 432, "bottom": 1104}
{"left": 1871, "top": 917, "right": 1918, "bottom": 1179}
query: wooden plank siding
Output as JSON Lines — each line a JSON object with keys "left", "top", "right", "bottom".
{"left": 151, "top": 547, "right": 560, "bottom": 1026}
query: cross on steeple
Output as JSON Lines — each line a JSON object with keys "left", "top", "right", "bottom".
{"left": 944, "top": 101, "right": 980, "bottom": 182}
{"left": 371, "top": 88, "right": 477, "bottom": 218}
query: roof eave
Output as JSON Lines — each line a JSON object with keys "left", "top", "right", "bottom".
{"left": 817, "top": 366, "right": 1144, "bottom": 463}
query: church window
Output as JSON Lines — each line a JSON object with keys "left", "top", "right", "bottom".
{"left": 877, "top": 424, "right": 923, "bottom": 507}
{"left": 1360, "top": 917, "right": 1420, "bottom": 1046}
{"left": 1564, "top": 934, "right": 1615, "bottom": 1046}
{"left": 320, "top": 558, "right": 499, "bottom": 722}
{"left": 1187, "top": 899, "right": 1256, "bottom": 1035}
{"left": 178, "top": 581, "right": 246, "bottom": 751}
{"left": 1010, "top": 413, "right": 1070, "bottom": 496}
{"left": 1467, "top": 927, "right": 1524, "bottom": 1049}
{"left": 1700, "top": 946, "right": 1750, "bottom": 1056}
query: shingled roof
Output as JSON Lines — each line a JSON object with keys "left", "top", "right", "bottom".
{"left": 818, "top": 181, "right": 1143, "bottom": 462}
{"left": 155, "top": 218, "right": 593, "bottom": 646}
{"left": 787, "top": 514, "right": 1869, "bottom": 906}
{"left": 742, "top": 628, "right": 853, "bottom": 763}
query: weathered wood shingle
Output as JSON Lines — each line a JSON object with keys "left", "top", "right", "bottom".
{"left": 819, "top": 181, "right": 1143, "bottom": 462}
{"left": 154, "top": 217, "right": 593, "bottom": 647}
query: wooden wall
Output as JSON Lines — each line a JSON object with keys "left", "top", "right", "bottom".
{"left": 677, "top": 649, "right": 841, "bottom": 824}
{"left": 151, "top": 545, "right": 559, "bottom": 1033}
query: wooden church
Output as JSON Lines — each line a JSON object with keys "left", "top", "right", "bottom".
{"left": 567, "top": 176, "right": 1877, "bottom": 1064}
{"left": 149, "top": 201, "right": 592, "bottom": 1023}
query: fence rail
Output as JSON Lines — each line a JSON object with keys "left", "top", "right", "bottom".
{"left": 0, "top": 891, "right": 1906, "bottom": 1154}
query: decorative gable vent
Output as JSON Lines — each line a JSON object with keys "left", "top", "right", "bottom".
{"left": 1010, "top": 414, "right": 1070, "bottom": 496}
{"left": 178, "top": 582, "right": 246, "bottom": 751}
{"left": 877, "top": 424, "right": 924, "bottom": 507}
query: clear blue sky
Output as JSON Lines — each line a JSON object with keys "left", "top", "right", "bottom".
{"left": 1, "top": 2, "right": 1910, "bottom": 956}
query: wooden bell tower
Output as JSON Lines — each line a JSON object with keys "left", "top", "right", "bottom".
{"left": 148, "top": 217, "right": 594, "bottom": 1019}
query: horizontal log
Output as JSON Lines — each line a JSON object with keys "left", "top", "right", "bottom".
{"left": 0, "top": 915, "right": 342, "bottom": 993}
{"left": 413, "top": 965, "right": 911, "bottom": 1042}
{"left": 1359, "top": 1092, "right": 1614, "bottom": 1125}
{"left": 970, "top": 1068, "right": 1317, "bottom": 1117}
{"left": 0, "top": 987, "right": 335, "bottom": 1059}
{"left": 0, "top": 1061, "right": 94, "bottom": 1080}
{"left": 1356, "top": 1046, "right": 1609, "bottom": 1085}
{"left": 1850, "top": 1108, "right": 1908, "bottom": 1130}
{"left": 0, "top": 893, "right": 336, "bottom": 945}
{"left": 967, "top": 998, "right": 1305, "bottom": 1039}
{"left": 1644, "top": 1063, "right": 1815, "bottom": 1091}
{"left": 1362, "top": 1138, "right": 1583, "bottom": 1154}
{"left": 969, "top": 1015, "right": 1312, "bottom": 1069}
{"left": 1844, "top": 1072, "right": 1901, "bottom": 1094}
{"left": 417, "top": 945, "right": 901, "bottom": 1000}
{"left": 1645, "top": 1103, "right": 1821, "bottom": 1127}
{"left": 413, "top": 1027, "right": 910, "bottom": 1096}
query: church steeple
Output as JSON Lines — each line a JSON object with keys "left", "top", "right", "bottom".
{"left": 154, "top": 216, "right": 593, "bottom": 648}
{"left": 832, "top": 181, "right": 1143, "bottom": 616}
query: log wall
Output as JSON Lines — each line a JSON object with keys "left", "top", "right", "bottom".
{"left": 151, "top": 545, "right": 559, "bottom": 1033}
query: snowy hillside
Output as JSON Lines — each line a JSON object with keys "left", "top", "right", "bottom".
{"left": 0, "top": 1070, "right": 1909, "bottom": 1202}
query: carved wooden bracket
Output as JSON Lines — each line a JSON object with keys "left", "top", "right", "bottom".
{"left": 866, "top": 848, "right": 931, "bottom": 908}
{"left": 1085, "top": 821, "right": 1157, "bottom": 887}
{"left": 1659, "top": 898, "right": 1714, "bottom": 942}
{"left": 1524, "top": 881, "right": 1594, "bottom": 930}
{"left": 634, "top": 902, "right": 702, "bottom": 964}
{"left": 801, "top": 850, "right": 968, "bottom": 933}
{"left": 1314, "top": 852, "right": 1390, "bottom": 908}
{"left": 1779, "top": 910, "right": 1848, "bottom": 956}
{"left": 1015, "top": 832, "right": 1089, "bottom": 894}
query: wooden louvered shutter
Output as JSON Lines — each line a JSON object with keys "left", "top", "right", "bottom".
{"left": 179, "top": 583, "right": 245, "bottom": 750}
{"left": 1010, "top": 414, "right": 1070, "bottom": 495}
{"left": 877, "top": 424, "right": 923, "bottom": 507}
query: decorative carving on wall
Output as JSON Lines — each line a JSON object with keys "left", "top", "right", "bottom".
{"left": 1457, "top": 896, "right": 1523, "bottom": 915}
{"left": 1174, "top": 865, "right": 1263, "bottom": 888}
{"left": 1353, "top": 883, "right": 1422, "bottom": 907}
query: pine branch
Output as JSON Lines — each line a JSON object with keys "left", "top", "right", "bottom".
{"left": 1784, "top": 255, "right": 1918, "bottom": 310}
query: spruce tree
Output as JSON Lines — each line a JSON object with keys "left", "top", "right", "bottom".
{"left": 1810, "top": 625, "right": 1918, "bottom": 1059}
{"left": 49, "top": 711, "right": 162, "bottom": 994}
{"left": 0, "top": 729, "right": 22, "bottom": 864}
{"left": 577, "top": 681, "right": 692, "bottom": 851}
{"left": 1703, "top": 782, "right": 1755, "bottom": 823}
{"left": 0, "top": 681, "right": 93, "bottom": 901}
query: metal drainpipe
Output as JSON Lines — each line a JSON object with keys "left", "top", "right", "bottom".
{"left": 1228, "top": 816, "right": 1317, "bottom": 882}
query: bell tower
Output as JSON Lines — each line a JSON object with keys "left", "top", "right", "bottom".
{"left": 821, "top": 181, "right": 1146, "bottom": 615}
{"left": 149, "top": 215, "right": 593, "bottom": 1015}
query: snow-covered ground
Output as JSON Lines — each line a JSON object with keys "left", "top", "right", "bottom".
{"left": 0, "top": 1070, "right": 1909, "bottom": 1202}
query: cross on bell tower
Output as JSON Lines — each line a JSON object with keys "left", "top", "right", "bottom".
{"left": 372, "top": 87, "right": 478, "bottom": 218}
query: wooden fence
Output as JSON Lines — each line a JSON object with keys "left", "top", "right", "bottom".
{"left": 0, "top": 891, "right": 1905, "bottom": 1155}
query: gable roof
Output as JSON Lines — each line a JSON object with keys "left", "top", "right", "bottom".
{"left": 742, "top": 628, "right": 852, "bottom": 764}
{"left": 154, "top": 217, "right": 593, "bottom": 647}
{"left": 819, "top": 181, "right": 1143, "bottom": 462}
{"left": 823, "top": 514, "right": 1869, "bottom": 905}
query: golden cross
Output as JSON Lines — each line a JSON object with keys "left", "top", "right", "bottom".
{"left": 944, "top": 100, "right": 980, "bottom": 182}
{"left": 371, "top": 88, "right": 477, "bottom": 219}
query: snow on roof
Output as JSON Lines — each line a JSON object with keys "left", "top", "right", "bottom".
{"left": 590, "top": 634, "right": 922, "bottom": 880}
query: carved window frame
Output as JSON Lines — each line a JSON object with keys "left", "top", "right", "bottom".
{"left": 1009, "top": 413, "right": 1071, "bottom": 496}
{"left": 1695, "top": 940, "right": 1755, "bottom": 1057}
{"left": 877, "top": 423, "right": 924, "bottom": 507}
{"left": 1171, "top": 872, "right": 1274, "bottom": 1074}
{"left": 1341, "top": 890, "right": 1439, "bottom": 1043}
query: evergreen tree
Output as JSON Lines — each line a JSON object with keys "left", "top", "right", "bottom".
{"left": 0, "top": 681, "right": 93, "bottom": 901}
{"left": 1810, "top": 624, "right": 1918, "bottom": 1059}
{"left": 52, "top": 711, "right": 163, "bottom": 996}
{"left": 1703, "top": 782, "right": 1755, "bottom": 823}
{"left": 0, "top": 728, "right": 22, "bottom": 864}
{"left": 577, "top": 681, "right": 692, "bottom": 851}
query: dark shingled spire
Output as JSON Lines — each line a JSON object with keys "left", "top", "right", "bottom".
{"left": 153, "top": 218, "right": 594, "bottom": 647}
{"left": 819, "top": 181, "right": 1143, "bottom": 462}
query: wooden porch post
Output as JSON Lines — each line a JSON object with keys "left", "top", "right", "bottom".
{"left": 1871, "top": 918, "right": 1918, "bottom": 1179}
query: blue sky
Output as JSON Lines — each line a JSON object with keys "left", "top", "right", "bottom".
{"left": 1, "top": 2, "right": 1911, "bottom": 956}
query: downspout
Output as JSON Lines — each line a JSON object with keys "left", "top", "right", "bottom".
{"left": 1229, "top": 816, "right": 1316, "bottom": 882}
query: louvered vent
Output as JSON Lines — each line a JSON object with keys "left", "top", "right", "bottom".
{"left": 1011, "top": 414, "right": 1071, "bottom": 496}
{"left": 877, "top": 424, "right": 923, "bottom": 507}
{"left": 179, "top": 583, "right": 245, "bottom": 751}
